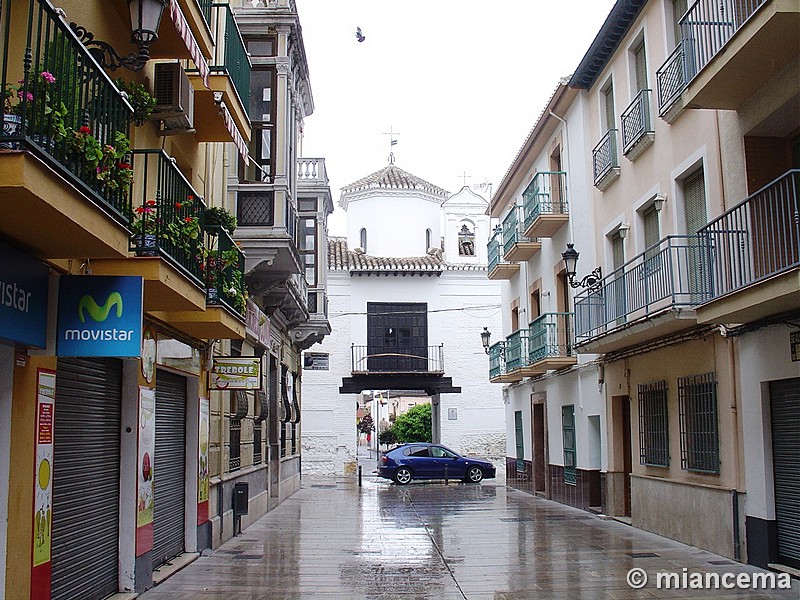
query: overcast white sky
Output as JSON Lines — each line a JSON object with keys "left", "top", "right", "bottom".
{"left": 295, "top": 0, "right": 617, "bottom": 236}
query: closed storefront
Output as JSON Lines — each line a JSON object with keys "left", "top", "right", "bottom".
{"left": 770, "top": 377, "right": 800, "bottom": 569}
{"left": 51, "top": 357, "right": 123, "bottom": 600}
{"left": 153, "top": 370, "right": 187, "bottom": 568}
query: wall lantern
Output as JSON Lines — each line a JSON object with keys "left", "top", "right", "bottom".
{"left": 562, "top": 243, "right": 602, "bottom": 290}
{"left": 480, "top": 327, "right": 492, "bottom": 354}
{"left": 70, "top": 0, "right": 169, "bottom": 72}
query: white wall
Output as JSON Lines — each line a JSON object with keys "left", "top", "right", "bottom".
{"left": 346, "top": 191, "right": 442, "bottom": 258}
{"left": 738, "top": 325, "right": 800, "bottom": 521}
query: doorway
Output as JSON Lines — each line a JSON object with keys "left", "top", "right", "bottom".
{"left": 532, "top": 402, "right": 546, "bottom": 494}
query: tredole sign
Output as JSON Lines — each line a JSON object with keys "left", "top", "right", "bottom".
{"left": 57, "top": 275, "right": 143, "bottom": 357}
{"left": 209, "top": 357, "right": 262, "bottom": 390}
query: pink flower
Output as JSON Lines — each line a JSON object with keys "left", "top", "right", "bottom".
{"left": 17, "top": 91, "right": 33, "bottom": 102}
{"left": 40, "top": 71, "right": 55, "bottom": 84}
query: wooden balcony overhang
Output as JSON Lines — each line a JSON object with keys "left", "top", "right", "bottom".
{"left": 150, "top": 307, "right": 245, "bottom": 340}
{"left": 488, "top": 263, "right": 520, "bottom": 280}
{"left": 340, "top": 374, "right": 461, "bottom": 395}
{"left": 695, "top": 269, "right": 800, "bottom": 325}
{"left": 504, "top": 241, "right": 542, "bottom": 262}
{"left": 523, "top": 213, "right": 570, "bottom": 239}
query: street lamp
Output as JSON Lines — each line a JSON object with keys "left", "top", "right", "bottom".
{"left": 480, "top": 327, "right": 492, "bottom": 354}
{"left": 70, "top": 0, "right": 169, "bottom": 71}
{"left": 562, "top": 243, "right": 602, "bottom": 289}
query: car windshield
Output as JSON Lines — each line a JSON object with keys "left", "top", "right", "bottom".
{"left": 430, "top": 446, "right": 458, "bottom": 459}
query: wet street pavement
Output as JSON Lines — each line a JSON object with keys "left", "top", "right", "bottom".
{"left": 140, "top": 474, "right": 799, "bottom": 599}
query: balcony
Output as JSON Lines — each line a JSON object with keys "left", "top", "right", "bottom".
{"left": 341, "top": 343, "right": 460, "bottom": 395}
{"left": 621, "top": 89, "right": 654, "bottom": 160}
{"left": 502, "top": 206, "right": 541, "bottom": 261}
{"left": 289, "top": 288, "right": 331, "bottom": 350}
{"left": 696, "top": 170, "right": 799, "bottom": 325}
{"left": 488, "top": 227, "right": 520, "bottom": 280}
{"left": 592, "top": 129, "right": 620, "bottom": 191}
{"left": 657, "top": 0, "right": 799, "bottom": 112}
{"left": 488, "top": 341, "right": 521, "bottom": 384}
{"left": 0, "top": 0, "right": 133, "bottom": 260}
{"left": 573, "top": 236, "right": 708, "bottom": 353}
{"left": 505, "top": 314, "right": 577, "bottom": 378}
{"left": 522, "top": 171, "right": 569, "bottom": 238}
{"left": 187, "top": 3, "right": 251, "bottom": 147}
{"left": 92, "top": 149, "right": 208, "bottom": 313}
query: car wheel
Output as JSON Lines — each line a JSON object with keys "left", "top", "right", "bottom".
{"left": 394, "top": 467, "right": 413, "bottom": 485}
{"left": 465, "top": 465, "right": 484, "bottom": 483}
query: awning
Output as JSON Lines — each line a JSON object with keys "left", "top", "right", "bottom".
{"left": 220, "top": 100, "right": 249, "bottom": 162}
{"left": 169, "top": 0, "right": 210, "bottom": 89}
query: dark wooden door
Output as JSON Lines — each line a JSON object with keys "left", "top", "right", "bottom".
{"left": 367, "top": 303, "right": 428, "bottom": 371}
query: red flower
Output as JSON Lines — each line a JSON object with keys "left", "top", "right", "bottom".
{"left": 117, "top": 162, "right": 132, "bottom": 170}
{"left": 187, "top": 195, "right": 194, "bottom": 200}
{"left": 184, "top": 217, "right": 194, "bottom": 223}
{"left": 174, "top": 202, "right": 183, "bottom": 209}
{"left": 135, "top": 206, "right": 145, "bottom": 214}
{"left": 145, "top": 199, "right": 156, "bottom": 206}
{"left": 79, "top": 126, "right": 91, "bottom": 134}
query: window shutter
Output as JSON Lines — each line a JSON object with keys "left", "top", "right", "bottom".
{"left": 644, "top": 205, "right": 660, "bottom": 249}
{"left": 635, "top": 43, "right": 648, "bottom": 91}
{"left": 673, "top": 0, "right": 688, "bottom": 46}
{"left": 612, "top": 232, "right": 625, "bottom": 270}
{"left": 604, "top": 85, "right": 615, "bottom": 130}
{"left": 683, "top": 168, "right": 707, "bottom": 235}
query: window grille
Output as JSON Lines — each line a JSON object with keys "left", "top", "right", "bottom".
{"left": 562, "top": 405, "right": 576, "bottom": 485}
{"left": 229, "top": 418, "right": 241, "bottom": 471}
{"left": 638, "top": 380, "right": 669, "bottom": 466}
{"left": 678, "top": 372, "right": 719, "bottom": 473}
{"left": 253, "top": 423, "right": 262, "bottom": 464}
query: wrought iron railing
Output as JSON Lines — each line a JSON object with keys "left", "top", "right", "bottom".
{"left": 522, "top": 170, "right": 568, "bottom": 230}
{"left": 351, "top": 344, "right": 445, "bottom": 374}
{"left": 488, "top": 341, "right": 506, "bottom": 380}
{"left": 528, "top": 313, "right": 574, "bottom": 363}
{"left": 488, "top": 226, "right": 503, "bottom": 272}
{"left": 129, "top": 150, "right": 206, "bottom": 285}
{"left": 0, "top": 0, "right": 133, "bottom": 224}
{"left": 209, "top": 3, "right": 251, "bottom": 106}
{"left": 574, "top": 235, "right": 710, "bottom": 342}
{"left": 237, "top": 189, "right": 275, "bottom": 226}
{"left": 592, "top": 129, "right": 619, "bottom": 185}
{"left": 656, "top": 0, "right": 767, "bottom": 113}
{"left": 198, "top": 0, "right": 213, "bottom": 26}
{"left": 700, "top": 169, "right": 800, "bottom": 300}
{"left": 656, "top": 41, "right": 689, "bottom": 114}
{"left": 505, "top": 329, "right": 529, "bottom": 372}
{"left": 502, "top": 205, "right": 530, "bottom": 258}
{"left": 205, "top": 224, "right": 246, "bottom": 316}
{"left": 621, "top": 89, "right": 653, "bottom": 154}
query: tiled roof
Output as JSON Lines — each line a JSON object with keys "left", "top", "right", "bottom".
{"left": 327, "top": 237, "right": 484, "bottom": 273}
{"left": 341, "top": 164, "right": 449, "bottom": 199}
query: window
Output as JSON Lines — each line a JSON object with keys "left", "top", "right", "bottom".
{"left": 299, "top": 216, "right": 316, "bottom": 286}
{"left": 562, "top": 405, "right": 576, "bottom": 485}
{"left": 603, "top": 82, "right": 616, "bottom": 131}
{"left": 246, "top": 36, "right": 276, "bottom": 57}
{"left": 425, "top": 228, "right": 432, "bottom": 251}
{"left": 458, "top": 223, "right": 475, "bottom": 256}
{"left": 678, "top": 373, "right": 719, "bottom": 473}
{"left": 638, "top": 380, "right": 669, "bottom": 467}
{"left": 643, "top": 204, "right": 661, "bottom": 272}
{"left": 253, "top": 423, "right": 262, "bottom": 464}
{"left": 430, "top": 446, "right": 457, "bottom": 459}
{"left": 241, "top": 67, "right": 274, "bottom": 182}
{"left": 229, "top": 419, "right": 241, "bottom": 470}
{"left": 404, "top": 446, "right": 430, "bottom": 457}
{"left": 634, "top": 41, "right": 648, "bottom": 92}
{"left": 672, "top": 0, "right": 688, "bottom": 46}
{"left": 683, "top": 168, "right": 708, "bottom": 300}
{"left": 611, "top": 231, "right": 626, "bottom": 324}
{"left": 360, "top": 228, "right": 367, "bottom": 252}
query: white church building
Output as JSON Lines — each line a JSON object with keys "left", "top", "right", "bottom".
{"left": 301, "top": 163, "right": 506, "bottom": 476}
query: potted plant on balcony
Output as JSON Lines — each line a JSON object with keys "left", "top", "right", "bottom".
{"left": 204, "top": 206, "right": 237, "bottom": 236}
{"left": 131, "top": 199, "right": 160, "bottom": 256}
{"left": 2, "top": 70, "right": 64, "bottom": 148}
{"left": 68, "top": 127, "right": 133, "bottom": 194}
{"left": 200, "top": 244, "right": 247, "bottom": 312}
{"left": 115, "top": 78, "right": 157, "bottom": 127}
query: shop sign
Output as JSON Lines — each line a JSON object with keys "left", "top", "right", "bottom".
{"left": 209, "top": 356, "right": 262, "bottom": 390}
{"left": 0, "top": 241, "right": 49, "bottom": 348}
{"left": 57, "top": 275, "right": 143, "bottom": 357}
{"left": 303, "top": 352, "right": 329, "bottom": 370}
{"left": 791, "top": 331, "right": 800, "bottom": 362}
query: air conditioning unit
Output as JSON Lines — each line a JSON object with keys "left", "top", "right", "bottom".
{"left": 150, "top": 62, "right": 195, "bottom": 133}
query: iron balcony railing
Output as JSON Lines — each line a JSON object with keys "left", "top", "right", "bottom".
{"left": 502, "top": 205, "right": 530, "bottom": 258}
{"left": 205, "top": 224, "right": 246, "bottom": 316}
{"left": 129, "top": 150, "right": 206, "bottom": 285}
{"left": 505, "top": 329, "right": 529, "bottom": 372}
{"left": 528, "top": 312, "right": 574, "bottom": 363}
{"left": 209, "top": 3, "right": 251, "bottom": 106}
{"left": 592, "top": 129, "right": 619, "bottom": 185}
{"left": 307, "top": 289, "right": 328, "bottom": 317}
{"left": 700, "top": 169, "right": 800, "bottom": 299}
{"left": 574, "top": 235, "right": 711, "bottom": 342}
{"left": 621, "top": 89, "right": 653, "bottom": 154}
{"left": 522, "top": 170, "right": 568, "bottom": 231}
{"left": 488, "top": 341, "right": 506, "bottom": 380}
{"left": 0, "top": 0, "right": 133, "bottom": 224}
{"left": 198, "top": 0, "right": 213, "bottom": 26}
{"left": 656, "top": 41, "right": 689, "bottom": 114}
{"left": 656, "top": 0, "right": 767, "bottom": 113}
{"left": 351, "top": 344, "right": 445, "bottom": 374}
{"left": 487, "top": 226, "right": 503, "bottom": 272}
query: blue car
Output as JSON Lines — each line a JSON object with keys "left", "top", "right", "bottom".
{"left": 378, "top": 442, "right": 496, "bottom": 485}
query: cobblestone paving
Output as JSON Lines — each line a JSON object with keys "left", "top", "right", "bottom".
{"left": 140, "top": 475, "right": 799, "bottom": 599}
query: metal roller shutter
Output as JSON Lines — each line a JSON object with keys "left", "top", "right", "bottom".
{"left": 770, "top": 378, "right": 800, "bottom": 569}
{"left": 153, "top": 370, "right": 187, "bottom": 569}
{"left": 51, "top": 358, "right": 122, "bottom": 600}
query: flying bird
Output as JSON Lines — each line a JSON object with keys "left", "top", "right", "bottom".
{"left": 355, "top": 27, "right": 365, "bottom": 43}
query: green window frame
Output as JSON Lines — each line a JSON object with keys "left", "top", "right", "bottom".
{"left": 562, "top": 405, "right": 576, "bottom": 485}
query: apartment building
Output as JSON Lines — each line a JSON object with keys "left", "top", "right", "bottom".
{"left": 488, "top": 0, "right": 798, "bottom": 568}
{"left": 0, "top": 0, "right": 330, "bottom": 597}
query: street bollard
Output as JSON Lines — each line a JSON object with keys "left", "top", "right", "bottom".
{"left": 358, "top": 465, "right": 362, "bottom": 487}
{"left": 444, "top": 464, "right": 448, "bottom": 485}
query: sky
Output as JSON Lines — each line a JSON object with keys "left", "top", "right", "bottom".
{"left": 295, "top": 0, "right": 618, "bottom": 236}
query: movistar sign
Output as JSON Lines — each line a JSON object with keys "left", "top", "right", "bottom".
{"left": 57, "top": 276, "right": 143, "bottom": 356}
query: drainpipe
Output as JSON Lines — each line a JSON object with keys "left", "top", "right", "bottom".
{"left": 725, "top": 330, "right": 742, "bottom": 560}
{"left": 548, "top": 108, "right": 572, "bottom": 240}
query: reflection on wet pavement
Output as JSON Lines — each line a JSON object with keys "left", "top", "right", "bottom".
{"left": 140, "top": 476, "right": 799, "bottom": 599}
